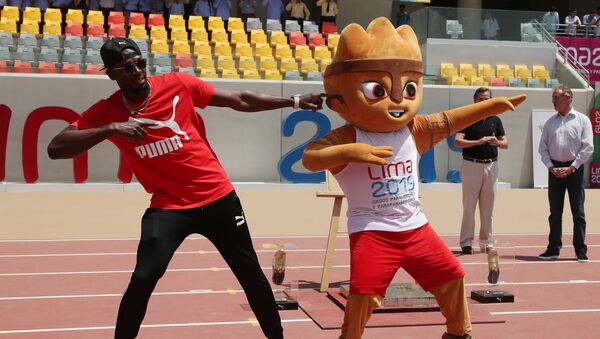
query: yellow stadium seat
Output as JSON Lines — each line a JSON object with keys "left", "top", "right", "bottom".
{"left": 66, "top": 9, "right": 84, "bottom": 24}
{"left": 279, "top": 57, "right": 298, "bottom": 73}
{"left": 0, "top": 20, "right": 17, "bottom": 34}
{"left": 221, "top": 68, "right": 240, "bottom": 78}
{"left": 191, "top": 28, "right": 208, "bottom": 42}
{"left": 242, "top": 69, "right": 261, "bottom": 79}
{"left": 172, "top": 40, "right": 190, "bottom": 55}
{"left": 258, "top": 56, "right": 277, "bottom": 73}
{"left": 151, "top": 39, "right": 169, "bottom": 54}
{"left": 319, "top": 58, "right": 332, "bottom": 73}
{"left": 238, "top": 55, "right": 257, "bottom": 72}
{"left": 170, "top": 27, "right": 188, "bottom": 41}
{"left": 196, "top": 54, "right": 215, "bottom": 69}
{"left": 44, "top": 8, "right": 62, "bottom": 24}
{"left": 470, "top": 76, "right": 487, "bottom": 86}
{"left": 300, "top": 58, "right": 318, "bottom": 75}
{"left": 42, "top": 21, "right": 61, "bottom": 35}
{"left": 440, "top": 63, "right": 457, "bottom": 78}
{"left": 294, "top": 45, "right": 312, "bottom": 61}
{"left": 459, "top": 63, "right": 476, "bottom": 81}
{"left": 193, "top": 40, "right": 211, "bottom": 55}
{"left": 150, "top": 26, "right": 168, "bottom": 40}
{"left": 210, "top": 28, "right": 228, "bottom": 44}
{"left": 450, "top": 75, "right": 469, "bottom": 86}
{"left": 199, "top": 67, "right": 218, "bottom": 78}
{"left": 23, "top": 7, "right": 42, "bottom": 23}
{"left": 20, "top": 20, "right": 39, "bottom": 34}
{"left": 250, "top": 29, "right": 267, "bottom": 46}
{"left": 274, "top": 44, "right": 293, "bottom": 60}
{"left": 313, "top": 46, "right": 331, "bottom": 61}
{"left": 216, "top": 55, "right": 235, "bottom": 72}
{"left": 87, "top": 10, "right": 104, "bottom": 25}
{"left": 327, "top": 33, "right": 340, "bottom": 50}
{"left": 213, "top": 41, "right": 232, "bottom": 56}
{"left": 169, "top": 15, "right": 185, "bottom": 29}
{"left": 0, "top": 6, "right": 20, "bottom": 22}
{"left": 254, "top": 42, "right": 272, "bottom": 57}
{"left": 269, "top": 31, "right": 287, "bottom": 47}
{"left": 227, "top": 17, "right": 244, "bottom": 32}
{"left": 533, "top": 65, "right": 550, "bottom": 79}
{"left": 496, "top": 64, "right": 514, "bottom": 79}
{"left": 230, "top": 29, "right": 248, "bottom": 46}
{"left": 207, "top": 16, "right": 224, "bottom": 31}
{"left": 129, "top": 25, "right": 147, "bottom": 39}
{"left": 264, "top": 69, "right": 282, "bottom": 80}
{"left": 478, "top": 63, "right": 494, "bottom": 77}
{"left": 234, "top": 42, "right": 253, "bottom": 57}
{"left": 188, "top": 16, "right": 205, "bottom": 30}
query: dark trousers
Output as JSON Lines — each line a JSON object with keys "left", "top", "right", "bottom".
{"left": 114, "top": 191, "right": 283, "bottom": 339}
{"left": 547, "top": 165, "right": 587, "bottom": 254}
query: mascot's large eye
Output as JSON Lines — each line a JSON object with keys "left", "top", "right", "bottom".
{"left": 403, "top": 82, "right": 418, "bottom": 100}
{"left": 362, "top": 82, "right": 388, "bottom": 100}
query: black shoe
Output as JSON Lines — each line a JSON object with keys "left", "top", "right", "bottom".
{"left": 537, "top": 249, "right": 559, "bottom": 260}
{"left": 576, "top": 252, "right": 589, "bottom": 263}
{"left": 461, "top": 246, "right": 473, "bottom": 255}
{"left": 442, "top": 333, "right": 472, "bottom": 339}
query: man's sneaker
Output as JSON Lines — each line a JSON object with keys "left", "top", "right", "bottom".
{"left": 537, "top": 249, "right": 559, "bottom": 260}
{"left": 576, "top": 252, "right": 589, "bottom": 263}
{"left": 461, "top": 246, "right": 473, "bottom": 255}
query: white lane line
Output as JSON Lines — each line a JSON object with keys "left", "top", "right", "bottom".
{"left": 2, "top": 280, "right": 600, "bottom": 301}
{"left": 0, "top": 318, "right": 313, "bottom": 334}
{"left": 491, "top": 309, "right": 600, "bottom": 315}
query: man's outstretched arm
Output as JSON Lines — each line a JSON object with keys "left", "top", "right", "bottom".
{"left": 209, "top": 89, "right": 323, "bottom": 112}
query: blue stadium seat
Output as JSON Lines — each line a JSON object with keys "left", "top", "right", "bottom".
{"left": 61, "top": 48, "right": 83, "bottom": 64}
{"left": 38, "top": 47, "right": 60, "bottom": 63}
{"left": 40, "top": 35, "right": 61, "bottom": 49}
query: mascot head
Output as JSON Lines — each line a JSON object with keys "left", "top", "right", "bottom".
{"left": 324, "top": 17, "right": 423, "bottom": 132}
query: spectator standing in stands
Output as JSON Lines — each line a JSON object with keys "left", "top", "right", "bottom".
{"left": 582, "top": 9, "right": 598, "bottom": 36}
{"left": 166, "top": 0, "right": 187, "bottom": 16}
{"left": 263, "top": 0, "right": 284, "bottom": 22}
{"left": 194, "top": 0, "right": 213, "bottom": 17}
{"left": 565, "top": 9, "right": 582, "bottom": 36}
{"left": 213, "top": 0, "right": 231, "bottom": 21}
{"left": 454, "top": 87, "right": 508, "bottom": 255}
{"left": 47, "top": 37, "right": 323, "bottom": 339}
{"left": 29, "top": 0, "right": 50, "bottom": 12}
{"left": 238, "top": 0, "right": 257, "bottom": 23}
{"left": 538, "top": 85, "right": 593, "bottom": 263}
{"left": 316, "top": 0, "right": 337, "bottom": 31}
{"left": 542, "top": 6, "right": 560, "bottom": 34}
{"left": 481, "top": 11, "right": 500, "bottom": 40}
{"left": 395, "top": 3, "right": 410, "bottom": 26}
{"left": 286, "top": 0, "right": 309, "bottom": 28}
{"left": 149, "top": 0, "right": 164, "bottom": 14}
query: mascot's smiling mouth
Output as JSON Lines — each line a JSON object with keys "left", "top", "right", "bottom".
{"left": 389, "top": 109, "right": 405, "bottom": 118}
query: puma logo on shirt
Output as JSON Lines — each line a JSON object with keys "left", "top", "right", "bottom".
{"left": 129, "top": 95, "right": 190, "bottom": 140}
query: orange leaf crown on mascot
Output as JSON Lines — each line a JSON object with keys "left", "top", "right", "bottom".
{"left": 302, "top": 17, "right": 525, "bottom": 339}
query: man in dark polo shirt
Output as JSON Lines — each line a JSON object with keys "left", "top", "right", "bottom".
{"left": 454, "top": 87, "right": 508, "bottom": 255}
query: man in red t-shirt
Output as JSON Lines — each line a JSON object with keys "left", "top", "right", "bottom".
{"left": 47, "top": 37, "right": 323, "bottom": 339}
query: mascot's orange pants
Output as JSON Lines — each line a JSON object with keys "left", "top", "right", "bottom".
{"left": 339, "top": 225, "right": 472, "bottom": 338}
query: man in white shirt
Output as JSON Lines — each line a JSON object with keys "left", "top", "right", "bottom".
{"left": 542, "top": 6, "right": 560, "bottom": 34}
{"left": 565, "top": 9, "right": 582, "bottom": 36}
{"left": 538, "top": 85, "right": 594, "bottom": 263}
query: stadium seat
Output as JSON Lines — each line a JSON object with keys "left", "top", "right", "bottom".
{"left": 13, "top": 46, "right": 36, "bottom": 62}
{"left": 42, "top": 21, "right": 61, "bottom": 35}
{"left": 250, "top": 29, "right": 267, "bottom": 46}
{"left": 128, "top": 25, "right": 147, "bottom": 39}
{"left": 133, "top": 38, "right": 148, "bottom": 52}
{"left": 322, "top": 21, "right": 337, "bottom": 35}
{"left": 38, "top": 47, "right": 60, "bottom": 63}
{"left": 175, "top": 54, "right": 193, "bottom": 68}
{"left": 207, "top": 16, "right": 224, "bottom": 32}
{"left": 284, "top": 70, "right": 302, "bottom": 80}
{"left": 0, "top": 32, "right": 13, "bottom": 48}
{"left": 545, "top": 78, "right": 560, "bottom": 88}
{"left": 266, "top": 19, "right": 282, "bottom": 33}
{"left": 308, "top": 33, "right": 326, "bottom": 48}
{"left": 199, "top": 67, "right": 218, "bottom": 78}
{"left": 237, "top": 55, "right": 256, "bottom": 72}
{"left": 319, "top": 58, "right": 331, "bottom": 73}
{"left": 234, "top": 42, "right": 253, "bottom": 57}
{"left": 300, "top": 58, "right": 318, "bottom": 75}
{"left": 192, "top": 41, "right": 211, "bottom": 55}
{"left": 489, "top": 77, "right": 506, "bottom": 87}
{"left": 65, "top": 22, "right": 84, "bottom": 36}
{"left": 213, "top": 41, "right": 232, "bottom": 56}
{"left": 188, "top": 16, "right": 205, "bottom": 31}
{"left": 86, "top": 36, "right": 104, "bottom": 50}
{"left": 210, "top": 28, "right": 228, "bottom": 44}
{"left": 152, "top": 65, "right": 172, "bottom": 75}
{"left": 61, "top": 48, "right": 83, "bottom": 64}
{"left": 190, "top": 28, "right": 208, "bottom": 42}
{"left": 258, "top": 56, "right": 277, "bottom": 73}
{"left": 269, "top": 30, "right": 287, "bottom": 47}
{"left": 84, "top": 63, "right": 104, "bottom": 74}
{"left": 108, "top": 24, "right": 126, "bottom": 38}
{"left": 129, "top": 13, "right": 146, "bottom": 26}
{"left": 216, "top": 55, "right": 235, "bottom": 72}
{"left": 170, "top": 27, "right": 188, "bottom": 41}
{"left": 108, "top": 12, "right": 125, "bottom": 26}
{"left": 496, "top": 64, "right": 513, "bottom": 78}
{"left": 246, "top": 18, "right": 262, "bottom": 32}
{"left": 440, "top": 63, "right": 457, "bottom": 78}
{"left": 220, "top": 67, "right": 239, "bottom": 78}
{"left": 63, "top": 35, "right": 83, "bottom": 49}
{"left": 305, "top": 71, "right": 323, "bottom": 81}
{"left": 532, "top": 65, "right": 550, "bottom": 78}
{"left": 527, "top": 77, "right": 544, "bottom": 88}
{"left": 150, "top": 39, "right": 169, "bottom": 54}
{"left": 12, "top": 61, "right": 33, "bottom": 73}
{"left": 313, "top": 46, "right": 331, "bottom": 62}
{"left": 177, "top": 67, "right": 196, "bottom": 75}
{"left": 450, "top": 75, "right": 468, "bottom": 85}
{"left": 227, "top": 17, "right": 244, "bottom": 32}
{"left": 478, "top": 63, "right": 495, "bottom": 78}
{"left": 196, "top": 54, "right": 215, "bottom": 69}
{"left": 36, "top": 61, "right": 57, "bottom": 73}
{"left": 230, "top": 29, "right": 248, "bottom": 46}
{"left": 274, "top": 44, "right": 293, "bottom": 60}
{"left": 66, "top": 9, "right": 85, "bottom": 24}
{"left": 1, "top": 6, "right": 20, "bottom": 22}
{"left": 470, "top": 76, "right": 487, "bottom": 86}
{"left": 147, "top": 14, "right": 165, "bottom": 28}
{"left": 172, "top": 40, "right": 190, "bottom": 54}
{"left": 169, "top": 15, "right": 185, "bottom": 29}
{"left": 17, "top": 33, "right": 38, "bottom": 48}
{"left": 20, "top": 20, "right": 40, "bottom": 35}
{"left": 263, "top": 69, "right": 282, "bottom": 80}
{"left": 151, "top": 53, "right": 171, "bottom": 67}
{"left": 294, "top": 45, "right": 312, "bottom": 60}
{"left": 86, "top": 24, "right": 105, "bottom": 37}
{"left": 0, "top": 60, "right": 7, "bottom": 72}
{"left": 327, "top": 33, "right": 339, "bottom": 50}
{"left": 0, "top": 19, "right": 18, "bottom": 34}
{"left": 284, "top": 20, "right": 301, "bottom": 34}
{"left": 289, "top": 32, "right": 307, "bottom": 47}
{"left": 40, "top": 35, "right": 60, "bottom": 49}
{"left": 459, "top": 63, "right": 476, "bottom": 81}
{"left": 0, "top": 46, "right": 10, "bottom": 61}
{"left": 242, "top": 69, "right": 261, "bottom": 79}
{"left": 150, "top": 26, "right": 168, "bottom": 40}
{"left": 508, "top": 77, "right": 525, "bottom": 87}
{"left": 83, "top": 50, "right": 103, "bottom": 64}
{"left": 44, "top": 8, "right": 63, "bottom": 24}
{"left": 302, "top": 21, "right": 319, "bottom": 34}
{"left": 61, "top": 63, "right": 81, "bottom": 74}
{"left": 87, "top": 11, "right": 104, "bottom": 25}
{"left": 23, "top": 7, "right": 42, "bottom": 23}
{"left": 279, "top": 57, "right": 298, "bottom": 73}
{"left": 254, "top": 42, "right": 272, "bottom": 57}
{"left": 515, "top": 64, "right": 532, "bottom": 81}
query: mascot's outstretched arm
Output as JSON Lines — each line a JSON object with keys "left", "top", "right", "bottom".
{"left": 410, "top": 94, "right": 527, "bottom": 155}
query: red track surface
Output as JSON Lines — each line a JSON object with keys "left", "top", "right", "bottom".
{"left": 0, "top": 233, "right": 598, "bottom": 338}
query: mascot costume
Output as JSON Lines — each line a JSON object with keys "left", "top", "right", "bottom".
{"left": 302, "top": 17, "right": 526, "bottom": 339}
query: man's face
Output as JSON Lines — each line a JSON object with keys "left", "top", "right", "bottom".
{"left": 474, "top": 90, "right": 491, "bottom": 103}
{"left": 107, "top": 52, "right": 147, "bottom": 91}
{"left": 552, "top": 89, "right": 572, "bottom": 114}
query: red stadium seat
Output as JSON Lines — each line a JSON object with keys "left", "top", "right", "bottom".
{"left": 86, "top": 24, "right": 105, "bottom": 37}
{"left": 308, "top": 33, "right": 326, "bottom": 48}
{"left": 61, "top": 63, "right": 81, "bottom": 74}
{"left": 129, "top": 13, "right": 145, "bottom": 26}
{"left": 12, "top": 61, "right": 33, "bottom": 73}
{"left": 175, "top": 54, "right": 193, "bottom": 68}
{"left": 108, "top": 11, "right": 125, "bottom": 26}
{"left": 147, "top": 14, "right": 164, "bottom": 28}
{"left": 36, "top": 62, "right": 57, "bottom": 73}
{"left": 0, "top": 60, "right": 7, "bottom": 72}
{"left": 289, "top": 32, "right": 306, "bottom": 48}
{"left": 489, "top": 77, "right": 506, "bottom": 87}
{"left": 84, "top": 64, "right": 104, "bottom": 74}
{"left": 65, "top": 22, "right": 84, "bottom": 36}
{"left": 108, "top": 24, "right": 126, "bottom": 38}
{"left": 322, "top": 21, "right": 338, "bottom": 35}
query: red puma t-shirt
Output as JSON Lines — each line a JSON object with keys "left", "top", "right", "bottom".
{"left": 73, "top": 72, "right": 234, "bottom": 209}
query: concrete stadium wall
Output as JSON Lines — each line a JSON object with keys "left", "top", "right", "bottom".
{"left": 0, "top": 73, "right": 594, "bottom": 188}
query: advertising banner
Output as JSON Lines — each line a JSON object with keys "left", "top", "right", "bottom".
{"left": 557, "top": 36, "right": 600, "bottom": 83}
{"left": 590, "top": 84, "right": 600, "bottom": 188}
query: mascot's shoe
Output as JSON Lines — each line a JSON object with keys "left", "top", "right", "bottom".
{"left": 442, "top": 333, "right": 472, "bottom": 339}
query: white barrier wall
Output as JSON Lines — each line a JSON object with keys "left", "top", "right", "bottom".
{"left": 0, "top": 73, "right": 594, "bottom": 187}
